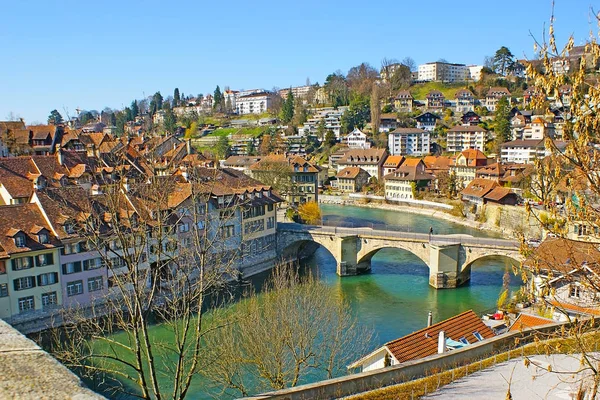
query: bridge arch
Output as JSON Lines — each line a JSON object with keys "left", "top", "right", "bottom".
{"left": 356, "top": 244, "right": 430, "bottom": 269}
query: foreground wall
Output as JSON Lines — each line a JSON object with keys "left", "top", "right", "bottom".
{"left": 0, "top": 318, "right": 104, "bottom": 399}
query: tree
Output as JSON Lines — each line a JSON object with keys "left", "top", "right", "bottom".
{"left": 324, "top": 130, "right": 336, "bottom": 148}
{"left": 202, "top": 265, "right": 373, "bottom": 397}
{"left": 509, "top": 12, "right": 600, "bottom": 399}
{"left": 492, "top": 46, "right": 515, "bottom": 76}
{"left": 48, "top": 109, "right": 63, "bottom": 125}
{"left": 324, "top": 72, "right": 350, "bottom": 107}
{"left": 213, "top": 86, "right": 223, "bottom": 112}
{"left": 47, "top": 169, "right": 255, "bottom": 400}
{"left": 131, "top": 100, "right": 139, "bottom": 120}
{"left": 370, "top": 84, "right": 382, "bottom": 135}
{"left": 493, "top": 96, "right": 512, "bottom": 154}
{"left": 214, "top": 135, "right": 230, "bottom": 159}
{"left": 184, "top": 122, "right": 198, "bottom": 139}
{"left": 280, "top": 90, "right": 295, "bottom": 123}
{"left": 347, "top": 62, "right": 379, "bottom": 97}
{"left": 297, "top": 201, "right": 321, "bottom": 225}
{"left": 163, "top": 102, "right": 177, "bottom": 134}
{"left": 341, "top": 94, "right": 370, "bottom": 133}
{"left": 401, "top": 56, "right": 417, "bottom": 72}
{"left": 79, "top": 111, "right": 95, "bottom": 125}
{"left": 316, "top": 119, "right": 326, "bottom": 141}
{"left": 149, "top": 92, "right": 163, "bottom": 116}
{"left": 173, "top": 88, "right": 181, "bottom": 107}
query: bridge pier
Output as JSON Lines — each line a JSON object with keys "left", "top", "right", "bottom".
{"left": 428, "top": 243, "right": 464, "bottom": 289}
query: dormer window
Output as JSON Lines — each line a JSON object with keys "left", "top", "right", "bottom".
{"left": 15, "top": 234, "right": 26, "bottom": 248}
{"left": 39, "top": 232, "right": 49, "bottom": 244}
{"left": 64, "top": 223, "right": 75, "bottom": 234}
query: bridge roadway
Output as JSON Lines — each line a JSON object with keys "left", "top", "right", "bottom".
{"left": 276, "top": 223, "right": 522, "bottom": 289}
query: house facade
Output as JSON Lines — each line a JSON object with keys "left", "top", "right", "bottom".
{"left": 336, "top": 167, "right": 370, "bottom": 193}
{"left": 415, "top": 112, "right": 439, "bottom": 132}
{"left": 337, "top": 148, "right": 387, "bottom": 181}
{"left": 236, "top": 92, "right": 275, "bottom": 115}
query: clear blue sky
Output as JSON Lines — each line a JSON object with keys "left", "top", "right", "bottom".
{"left": 0, "top": 0, "right": 594, "bottom": 123}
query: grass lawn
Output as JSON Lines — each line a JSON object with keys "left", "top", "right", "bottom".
{"left": 410, "top": 82, "right": 469, "bottom": 100}
{"left": 206, "top": 126, "right": 269, "bottom": 138}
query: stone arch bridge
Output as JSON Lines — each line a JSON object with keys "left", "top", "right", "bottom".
{"left": 277, "top": 223, "right": 523, "bottom": 289}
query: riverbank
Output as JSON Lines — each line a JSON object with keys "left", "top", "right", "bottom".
{"left": 318, "top": 195, "right": 508, "bottom": 237}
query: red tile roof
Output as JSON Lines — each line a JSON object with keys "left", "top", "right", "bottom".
{"left": 508, "top": 313, "right": 555, "bottom": 332}
{"left": 385, "top": 310, "right": 495, "bottom": 363}
{"left": 460, "top": 178, "right": 499, "bottom": 198}
{"left": 336, "top": 167, "right": 367, "bottom": 179}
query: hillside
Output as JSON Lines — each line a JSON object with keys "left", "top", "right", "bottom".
{"left": 409, "top": 82, "right": 468, "bottom": 100}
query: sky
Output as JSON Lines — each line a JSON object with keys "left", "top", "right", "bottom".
{"left": 0, "top": 0, "right": 596, "bottom": 123}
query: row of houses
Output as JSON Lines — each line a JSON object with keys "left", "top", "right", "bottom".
{"left": 0, "top": 129, "right": 285, "bottom": 324}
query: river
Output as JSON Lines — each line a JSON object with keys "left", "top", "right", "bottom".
{"left": 91, "top": 204, "right": 522, "bottom": 398}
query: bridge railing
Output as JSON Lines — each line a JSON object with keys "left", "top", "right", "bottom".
{"left": 277, "top": 222, "right": 520, "bottom": 248}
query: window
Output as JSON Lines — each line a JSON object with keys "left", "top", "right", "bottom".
{"left": 570, "top": 285, "right": 581, "bottom": 298}
{"left": 12, "top": 256, "right": 34, "bottom": 271}
{"left": 42, "top": 292, "right": 58, "bottom": 307}
{"left": 0, "top": 260, "right": 5, "bottom": 274}
{"left": 66, "top": 280, "right": 84, "bottom": 296}
{"left": 62, "top": 261, "right": 82, "bottom": 274}
{"left": 220, "top": 225, "right": 235, "bottom": 238}
{"left": 87, "top": 276, "right": 104, "bottom": 292}
{"left": 18, "top": 296, "right": 34, "bottom": 312}
{"left": 267, "top": 204, "right": 274, "bottom": 212}
{"left": 196, "top": 220, "right": 205, "bottom": 229}
{"left": 459, "top": 337, "right": 470, "bottom": 345}
{"left": 0, "top": 283, "right": 8, "bottom": 297}
{"left": 179, "top": 223, "right": 190, "bottom": 233}
{"left": 14, "top": 234, "right": 26, "bottom": 247}
{"left": 61, "top": 242, "right": 81, "bottom": 255}
{"left": 473, "top": 331, "right": 484, "bottom": 341}
{"left": 36, "top": 253, "right": 54, "bottom": 267}
{"left": 14, "top": 276, "right": 35, "bottom": 291}
{"left": 38, "top": 233, "right": 49, "bottom": 244}
{"left": 37, "top": 272, "right": 58, "bottom": 286}
{"left": 267, "top": 216, "right": 275, "bottom": 230}
{"left": 83, "top": 258, "right": 103, "bottom": 271}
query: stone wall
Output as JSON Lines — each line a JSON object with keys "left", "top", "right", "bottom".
{"left": 482, "top": 204, "right": 543, "bottom": 238}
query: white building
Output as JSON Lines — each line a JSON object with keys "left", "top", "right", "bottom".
{"left": 468, "top": 65, "right": 484, "bottom": 81}
{"left": 299, "top": 107, "right": 347, "bottom": 138}
{"left": 418, "top": 62, "right": 469, "bottom": 83}
{"left": 235, "top": 92, "right": 275, "bottom": 115}
{"left": 224, "top": 90, "right": 239, "bottom": 110}
{"left": 500, "top": 139, "right": 552, "bottom": 164}
{"left": 388, "top": 128, "right": 430, "bottom": 156}
{"left": 446, "top": 125, "right": 487, "bottom": 153}
{"left": 344, "top": 128, "right": 371, "bottom": 149}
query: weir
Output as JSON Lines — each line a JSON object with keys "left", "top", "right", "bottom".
{"left": 277, "top": 223, "right": 522, "bottom": 289}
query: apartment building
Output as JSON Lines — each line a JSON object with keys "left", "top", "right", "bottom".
{"left": 418, "top": 62, "right": 469, "bottom": 83}
{"left": 446, "top": 125, "right": 488, "bottom": 153}
{"left": 236, "top": 91, "right": 275, "bottom": 115}
{"left": 388, "top": 128, "right": 430, "bottom": 156}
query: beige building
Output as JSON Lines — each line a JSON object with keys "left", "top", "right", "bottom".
{"left": 336, "top": 167, "right": 370, "bottom": 193}
{"left": 337, "top": 148, "right": 388, "bottom": 181}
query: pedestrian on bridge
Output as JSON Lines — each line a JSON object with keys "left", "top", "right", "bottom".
{"left": 429, "top": 226, "right": 433, "bottom": 242}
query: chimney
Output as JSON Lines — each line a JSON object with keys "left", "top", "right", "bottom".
{"left": 427, "top": 311, "right": 433, "bottom": 327}
{"left": 123, "top": 177, "right": 129, "bottom": 192}
{"left": 186, "top": 139, "right": 192, "bottom": 155}
{"left": 181, "top": 167, "right": 189, "bottom": 182}
{"left": 438, "top": 331, "right": 446, "bottom": 354}
{"left": 56, "top": 146, "right": 63, "bottom": 165}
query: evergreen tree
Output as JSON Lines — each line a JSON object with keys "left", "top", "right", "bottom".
{"left": 48, "top": 109, "right": 63, "bottom": 125}
{"left": 124, "top": 107, "right": 133, "bottom": 122}
{"left": 324, "top": 130, "right": 336, "bottom": 147}
{"left": 149, "top": 92, "right": 163, "bottom": 116}
{"left": 214, "top": 135, "right": 230, "bottom": 159}
{"left": 173, "top": 88, "right": 180, "bottom": 107}
{"left": 131, "top": 100, "right": 139, "bottom": 119}
{"left": 280, "top": 90, "right": 295, "bottom": 123}
{"left": 213, "top": 86, "right": 223, "bottom": 112}
{"left": 163, "top": 102, "right": 177, "bottom": 134}
{"left": 493, "top": 96, "right": 512, "bottom": 155}
{"left": 492, "top": 46, "right": 515, "bottom": 76}
{"left": 79, "top": 111, "right": 94, "bottom": 125}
